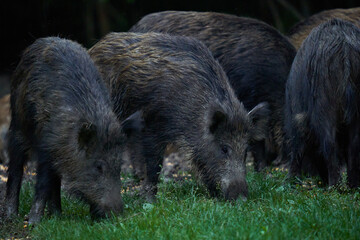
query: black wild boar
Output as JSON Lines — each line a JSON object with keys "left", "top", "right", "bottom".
{"left": 89, "top": 32, "right": 269, "bottom": 201}
{"left": 5, "top": 37, "right": 142, "bottom": 224}
{"left": 0, "top": 94, "right": 10, "bottom": 164}
{"left": 285, "top": 19, "right": 360, "bottom": 188}
{"left": 288, "top": 7, "right": 360, "bottom": 50}
{"left": 129, "top": 11, "right": 296, "bottom": 171}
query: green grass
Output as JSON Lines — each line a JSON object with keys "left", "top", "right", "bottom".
{"left": 1, "top": 169, "right": 360, "bottom": 239}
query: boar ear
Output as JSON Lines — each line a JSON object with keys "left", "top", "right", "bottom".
{"left": 78, "top": 122, "right": 97, "bottom": 150}
{"left": 248, "top": 102, "right": 270, "bottom": 141}
{"left": 209, "top": 110, "right": 227, "bottom": 134}
{"left": 121, "top": 110, "right": 144, "bottom": 137}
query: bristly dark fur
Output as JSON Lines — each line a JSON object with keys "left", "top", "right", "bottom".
{"left": 285, "top": 19, "right": 360, "bottom": 188}
{"left": 89, "top": 32, "right": 270, "bottom": 201}
{"left": 288, "top": 7, "right": 360, "bottom": 50}
{"left": 129, "top": 10, "right": 296, "bottom": 171}
{"left": 5, "top": 37, "right": 139, "bottom": 224}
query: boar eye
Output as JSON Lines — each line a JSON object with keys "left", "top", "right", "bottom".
{"left": 221, "top": 145, "right": 231, "bottom": 156}
{"left": 95, "top": 161, "right": 105, "bottom": 174}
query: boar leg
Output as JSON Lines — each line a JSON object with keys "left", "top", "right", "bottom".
{"left": 5, "top": 129, "right": 28, "bottom": 218}
{"left": 288, "top": 134, "right": 305, "bottom": 181}
{"left": 347, "top": 123, "right": 360, "bottom": 188}
{"left": 142, "top": 135, "right": 166, "bottom": 202}
{"left": 324, "top": 145, "right": 341, "bottom": 186}
{"left": 251, "top": 140, "right": 267, "bottom": 171}
{"left": 28, "top": 149, "right": 58, "bottom": 224}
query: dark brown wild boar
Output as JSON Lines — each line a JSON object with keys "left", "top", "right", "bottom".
{"left": 285, "top": 19, "right": 360, "bottom": 188}
{"left": 89, "top": 32, "right": 269, "bottom": 202}
{"left": 5, "top": 37, "right": 142, "bottom": 224}
{"left": 129, "top": 11, "right": 296, "bottom": 171}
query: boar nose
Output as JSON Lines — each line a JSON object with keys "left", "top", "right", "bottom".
{"left": 224, "top": 180, "right": 248, "bottom": 201}
{"left": 97, "top": 189, "right": 124, "bottom": 217}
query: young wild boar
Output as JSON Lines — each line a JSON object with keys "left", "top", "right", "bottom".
{"left": 89, "top": 32, "right": 269, "bottom": 202}
{"left": 129, "top": 11, "right": 296, "bottom": 171}
{"left": 5, "top": 37, "right": 142, "bottom": 224}
{"left": 0, "top": 94, "right": 10, "bottom": 164}
{"left": 285, "top": 19, "right": 360, "bottom": 188}
{"left": 288, "top": 7, "right": 360, "bottom": 50}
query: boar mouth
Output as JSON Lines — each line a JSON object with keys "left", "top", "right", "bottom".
{"left": 90, "top": 201, "right": 124, "bottom": 220}
{"left": 69, "top": 188, "right": 124, "bottom": 219}
{"left": 221, "top": 178, "right": 248, "bottom": 201}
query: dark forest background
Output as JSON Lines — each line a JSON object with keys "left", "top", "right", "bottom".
{"left": 0, "top": 0, "right": 359, "bottom": 76}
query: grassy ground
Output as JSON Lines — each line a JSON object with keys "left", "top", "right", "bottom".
{"left": 1, "top": 168, "right": 359, "bottom": 239}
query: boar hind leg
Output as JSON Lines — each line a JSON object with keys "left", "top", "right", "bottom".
{"left": 311, "top": 152, "right": 328, "bottom": 185}
{"left": 288, "top": 133, "right": 306, "bottom": 181}
{"left": 323, "top": 143, "right": 341, "bottom": 186}
{"left": 347, "top": 123, "right": 360, "bottom": 188}
{"left": 317, "top": 118, "right": 341, "bottom": 186}
{"left": 5, "top": 129, "right": 28, "bottom": 218}
{"left": 28, "top": 149, "right": 59, "bottom": 224}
